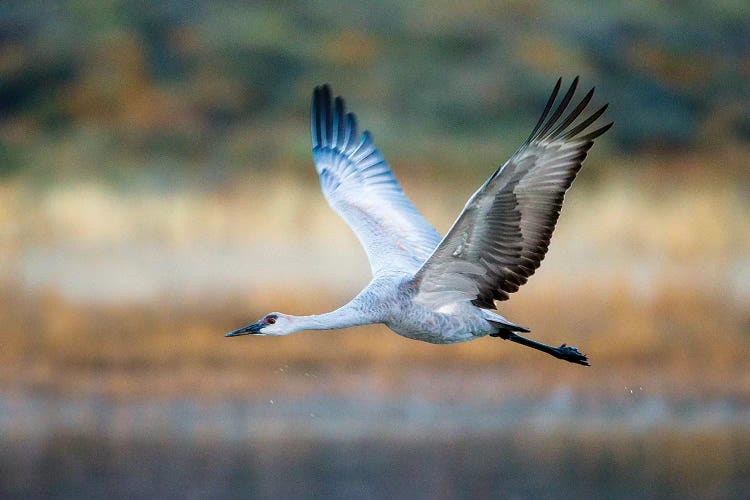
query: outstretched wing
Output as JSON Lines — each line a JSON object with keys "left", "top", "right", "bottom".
{"left": 311, "top": 85, "right": 442, "bottom": 276}
{"left": 413, "top": 77, "right": 612, "bottom": 308}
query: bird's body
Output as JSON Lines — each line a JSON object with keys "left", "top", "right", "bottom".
{"left": 227, "top": 78, "right": 612, "bottom": 365}
{"left": 341, "top": 272, "right": 496, "bottom": 344}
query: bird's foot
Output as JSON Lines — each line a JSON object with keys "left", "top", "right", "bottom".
{"left": 553, "top": 344, "right": 590, "bottom": 366}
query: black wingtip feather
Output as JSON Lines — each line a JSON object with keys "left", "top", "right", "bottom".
{"left": 536, "top": 77, "right": 579, "bottom": 140}
{"left": 527, "top": 77, "right": 562, "bottom": 141}
{"left": 560, "top": 103, "right": 609, "bottom": 141}
{"left": 311, "top": 86, "right": 321, "bottom": 148}
{"left": 312, "top": 84, "right": 364, "bottom": 155}
{"left": 526, "top": 78, "right": 611, "bottom": 145}
{"left": 549, "top": 87, "right": 595, "bottom": 140}
{"left": 579, "top": 121, "right": 614, "bottom": 141}
{"left": 312, "top": 84, "right": 334, "bottom": 148}
{"left": 322, "top": 85, "right": 332, "bottom": 146}
{"left": 333, "top": 96, "right": 345, "bottom": 148}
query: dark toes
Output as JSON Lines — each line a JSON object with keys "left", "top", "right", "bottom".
{"left": 555, "top": 344, "right": 590, "bottom": 366}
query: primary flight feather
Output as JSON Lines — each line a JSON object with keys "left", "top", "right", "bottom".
{"left": 227, "top": 78, "right": 612, "bottom": 366}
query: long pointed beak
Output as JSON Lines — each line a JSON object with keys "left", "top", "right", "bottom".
{"left": 225, "top": 321, "right": 263, "bottom": 337}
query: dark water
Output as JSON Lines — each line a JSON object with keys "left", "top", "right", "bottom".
{"left": 0, "top": 390, "right": 750, "bottom": 499}
{"left": 1, "top": 393, "right": 749, "bottom": 498}
{"left": 3, "top": 427, "right": 749, "bottom": 499}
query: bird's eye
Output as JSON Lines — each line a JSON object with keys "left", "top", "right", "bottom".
{"left": 266, "top": 316, "right": 276, "bottom": 324}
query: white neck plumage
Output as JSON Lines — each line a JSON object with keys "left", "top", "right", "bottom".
{"left": 294, "top": 303, "right": 369, "bottom": 331}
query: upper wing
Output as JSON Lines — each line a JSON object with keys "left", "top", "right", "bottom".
{"left": 413, "top": 77, "right": 612, "bottom": 308}
{"left": 311, "top": 85, "right": 442, "bottom": 276}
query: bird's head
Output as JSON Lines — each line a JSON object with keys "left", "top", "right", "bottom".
{"left": 225, "top": 313, "right": 294, "bottom": 337}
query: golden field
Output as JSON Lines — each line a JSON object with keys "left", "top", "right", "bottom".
{"left": 1, "top": 150, "right": 747, "bottom": 405}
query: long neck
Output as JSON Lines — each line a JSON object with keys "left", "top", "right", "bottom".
{"left": 290, "top": 300, "right": 371, "bottom": 332}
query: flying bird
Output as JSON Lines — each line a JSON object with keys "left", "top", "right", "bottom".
{"left": 226, "top": 78, "right": 611, "bottom": 366}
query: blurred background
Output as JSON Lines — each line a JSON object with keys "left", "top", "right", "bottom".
{"left": 1, "top": 0, "right": 749, "bottom": 497}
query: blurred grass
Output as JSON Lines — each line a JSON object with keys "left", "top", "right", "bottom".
{"left": 1, "top": 280, "right": 747, "bottom": 402}
{"left": 1, "top": 153, "right": 747, "bottom": 403}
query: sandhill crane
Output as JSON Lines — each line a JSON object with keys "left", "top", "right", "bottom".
{"left": 226, "top": 78, "right": 611, "bottom": 366}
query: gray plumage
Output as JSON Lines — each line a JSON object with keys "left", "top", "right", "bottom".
{"left": 226, "top": 78, "right": 612, "bottom": 366}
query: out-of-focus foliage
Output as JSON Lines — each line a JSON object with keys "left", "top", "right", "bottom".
{"left": 0, "top": 0, "right": 748, "bottom": 183}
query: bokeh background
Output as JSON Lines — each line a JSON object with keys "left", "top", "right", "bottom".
{"left": 1, "top": 1, "right": 749, "bottom": 498}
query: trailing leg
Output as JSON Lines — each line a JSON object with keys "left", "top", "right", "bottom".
{"left": 492, "top": 330, "right": 589, "bottom": 366}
